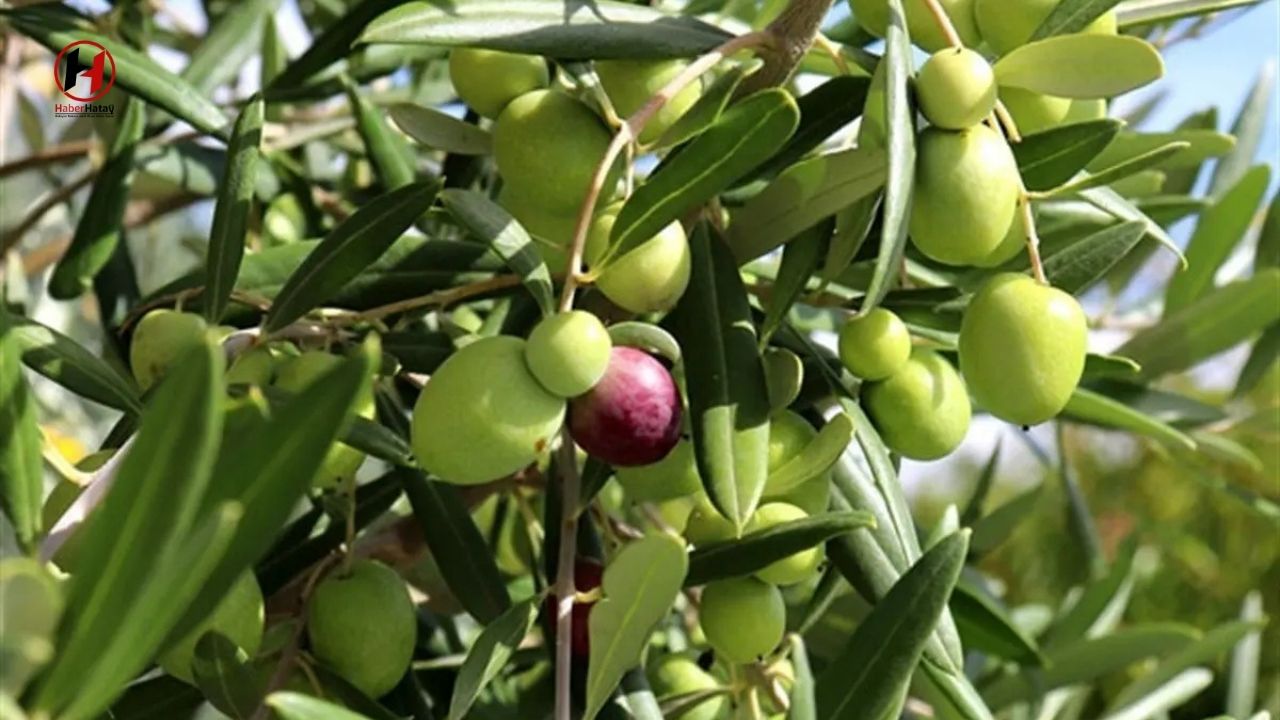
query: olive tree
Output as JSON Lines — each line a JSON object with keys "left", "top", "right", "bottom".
{"left": 0, "top": 0, "right": 1276, "bottom": 719}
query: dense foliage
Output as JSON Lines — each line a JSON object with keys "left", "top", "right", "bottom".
{"left": 0, "top": 0, "right": 1276, "bottom": 719}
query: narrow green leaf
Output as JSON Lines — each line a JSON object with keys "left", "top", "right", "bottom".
{"left": 618, "top": 667, "right": 664, "bottom": 720}
{"left": 820, "top": 193, "right": 882, "bottom": 285}
{"left": 390, "top": 103, "right": 492, "bottom": 155}
{"left": 788, "top": 635, "right": 817, "bottom": 720}
{"left": 1043, "top": 539, "right": 1137, "bottom": 649}
{"left": 1081, "top": 185, "right": 1185, "bottom": 265}
{"left": 268, "top": 692, "right": 373, "bottom": 720}
{"left": 760, "top": 223, "right": 828, "bottom": 344}
{"left": 269, "top": 0, "right": 405, "bottom": 89}
{"left": 134, "top": 142, "right": 278, "bottom": 199}
{"left": 1015, "top": 119, "right": 1124, "bottom": 191}
{"left": 984, "top": 623, "right": 1200, "bottom": 708}
{"left": 205, "top": 97, "right": 266, "bottom": 323}
{"left": 1042, "top": 220, "right": 1147, "bottom": 293}
{"left": 402, "top": 470, "right": 512, "bottom": 623}
{"left": 1122, "top": 270, "right": 1280, "bottom": 378}
{"left": 1227, "top": 592, "right": 1265, "bottom": 720}
{"left": 447, "top": 597, "right": 540, "bottom": 720}
{"left": 2, "top": 6, "right": 228, "bottom": 136}
{"left": 1111, "top": 620, "right": 1268, "bottom": 711}
{"left": 727, "top": 147, "right": 887, "bottom": 263}
{"left": 585, "top": 534, "right": 689, "bottom": 720}
{"left": 668, "top": 226, "right": 771, "bottom": 529}
{"left": 862, "top": 0, "right": 915, "bottom": 314}
{"left": 995, "top": 35, "right": 1164, "bottom": 99}
{"left": 439, "top": 189, "right": 556, "bottom": 317}
{"left": 1235, "top": 322, "right": 1280, "bottom": 398}
{"left": 1116, "top": 0, "right": 1266, "bottom": 27}
{"left": 815, "top": 531, "right": 969, "bottom": 719}
{"left": 1091, "top": 129, "right": 1236, "bottom": 171}
{"left": 191, "top": 633, "right": 263, "bottom": 720}
{"left": 970, "top": 485, "right": 1044, "bottom": 554}
{"left": 1050, "top": 141, "right": 1190, "bottom": 196}
{"left": 1210, "top": 63, "right": 1275, "bottom": 196}
{"left": 656, "top": 59, "right": 762, "bottom": 149}
{"left": 1165, "top": 165, "right": 1272, "bottom": 315}
{"left": 176, "top": 343, "right": 377, "bottom": 641}
{"left": 344, "top": 79, "right": 416, "bottom": 189}
{"left": 264, "top": 181, "right": 439, "bottom": 332}
{"left": 607, "top": 322, "right": 682, "bottom": 366}
{"left": 1030, "top": 0, "right": 1124, "bottom": 40}
{"left": 49, "top": 99, "right": 146, "bottom": 299}
{"left": 0, "top": 316, "right": 43, "bottom": 549}
{"left": 952, "top": 579, "right": 1044, "bottom": 665}
{"left": 183, "top": 0, "right": 282, "bottom": 94}
{"left": 613, "top": 89, "right": 800, "bottom": 261}
{"left": 1102, "top": 668, "right": 1214, "bottom": 720}
{"left": 34, "top": 340, "right": 224, "bottom": 716}
{"left": 1064, "top": 386, "right": 1198, "bottom": 450}
{"left": 685, "top": 510, "right": 874, "bottom": 586}
{"left": 261, "top": 14, "right": 288, "bottom": 122}
{"left": 360, "top": 0, "right": 734, "bottom": 58}
{"left": 3, "top": 311, "right": 142, "bottom": 413}
{"left": 766, "top": 412, "right": 853, "bottom": 494}
{"left": 959, "top": 443, "right": 1002, "bottom": 526}
{"left": 746, "top": 75, "right": 873, "bottom": 182}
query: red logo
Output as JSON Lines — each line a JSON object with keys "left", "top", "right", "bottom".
{"left": 54, "top": 40, "right": 115, "bottom": 103}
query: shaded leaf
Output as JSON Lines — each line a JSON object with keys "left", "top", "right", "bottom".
{"left": 952, "top": 579, "right": 1044, "bottom": 665}
{"left": 1030, "top": 0, "right": 1124, "bottom": 40}
{"left": 345, "top": 78, "right": 416, "bottom": 190}
{"left": 447, "top": 597, "right": 539, "bottom": 720}
{"left": 656, "top": 59, "right": 762, "bottom": 148}
{"left": 3, "top": 311, "right": 142, "bottom": 413}
{"left": 390, "top": 103, "right": 492, "bottom": 155}
{"left": 205, "top": 97, "right": 266, "bottom": 323}
{"left": 1042, "top": 220, "right": 1147, "bottom": 293}
{"left": 686, "top": 510, "right": 875, "bottom": 586}
{"left": 1064, "top": 386, "right": 1198, "bottom": 450}
{"left": 1049, "top": 141, "right": 1190, "bottom": 196}
{"left": 607, "top": 322, "right": 681, "bottom": 366}
{"left": 1111, "top": 620, "right": 1267, "bottom": 711}
{"left": 440, "top": 189, "right": 555, "bottom": 317}
{"left": 1015, "top": 119, "right": 1123, "bottom": 191}
{"left": 760, "top": 223, "right": 828, "bottom": 343}
{"left": 0, "top": 315, "right": 43, "bottom": 549}
{"left": 191, "top": 633, "right": 264, "bottom": 719}
{"left": 766, "top": 412, "right": 853, "bottom": 494}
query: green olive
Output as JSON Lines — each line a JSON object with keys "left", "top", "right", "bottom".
{"left": 959, "top": 273, "right": 1087, "bottom": 425}
{"left": 586, "top": 204, "right": 691, "bottom": 314}
{"left": 838, "top": 308, "right": 912, "bottom": 381}
{"left": 974, "top": 215, "right": 1028, "bottom": 268}
{"left": 685, "top": 495, "right": 738, "bottom": 546}
{"left": 615, "top": 438, "right": 703, "bottom": 502}
{"left": 762, "top": 347, "right": 804, "bottom": 412}
{"left": 226, "top": 345, "right": 276, "bottom": 386}
{"left": 861, "top": 348, "right": 971, "bottom": 460}
{"left": 159, "top": 572, "right": 264, "bottom": 684}
{"left": 494, "top": 90, "right": 615, "bottom": 214}
{"left": 497, "top": 184, "right": 577, "bottom": 267}
{"left": 763, "top": 410, "right": 818, "bottom": 496}
{"left": 274, "top": 351, "right": 375, "bottom": 489}
{"left": 448, "top": 48, "right": 548, "bottom": 119}
{"left": 909, "top": 125, "right": 1020, "bottom": 266}
{"left": 764, "top": 471, "right": 830, "bottom": 515}
{"left": 848, "top": 0, "right": 980, "bottom": 51}
{"left": 596, "top": 59, "right": 700, "bottom": 144}
{"left": 699, "top": 577, "right": 785, "bottom": 664}
{"left": 999, "top": 86, "right": 1071, "bottom": 135}
{"left": 647, "top": 654, "right": 729, "bottom": 720}
{"left": 916, "top": 48, "right": 997, "bottom": 130}
{"left": 525, "top": 311, "right": 613, "bottom": 398}
{"left": 129, "top": 309, "right": 210, "bottom": 390}
{"left": 412, "top": 336, "right": 566, "bottom": 485}
{"left": 746, "top": 503, "right": 823, "bottom": 586}
{"left": 307, "top": 560, "right": 416, "bottom": 699}
{"left": 976, "top": 0, "right": 1117, "bottom": 55}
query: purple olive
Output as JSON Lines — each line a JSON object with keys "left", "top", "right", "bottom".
{"left": 569, "top": 347, "right": 682, "bottom": 467}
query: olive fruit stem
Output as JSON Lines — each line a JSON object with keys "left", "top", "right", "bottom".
{"left": 920, "top": 0, "right": 964, "bottom": 48}
{"left": 813, "top": 33, "right": 852, "bottom": 75}
{"left": 1018, "top": 192, "right": 1049, "bottom": 284}
{"left": 342, "top": 273, "right": 532, "bottom": 325}
{"left": 250, "top": 557, "right": 335, "bottom": 720}
{"left": 552, "top": 429, "right": 583, "bottom": 720}
{"left": 557, "top": 30, "right": 775, "bottom": 313}
{"left": 994, "top": 99, "right": 1024, "bottom": 143}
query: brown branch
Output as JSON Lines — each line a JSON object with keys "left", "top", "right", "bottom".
{"left": 0, "top": 140, "right": 95, "bottom": 179}
{"left": 739, "top": 0, "right": 836, "bottom": 96}
{"left": 1, "top": 168, "right": 97, "bottom": 255}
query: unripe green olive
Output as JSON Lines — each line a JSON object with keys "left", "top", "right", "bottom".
{"left": 274, "top": 351, "right": 375, "bottom": 489}
{"left": 647, "top": 654, "right": 729, "bottom": 720}
{"left": 764, "top": 410, "right": 818, "bottom": 496}
{"left": 497, "top": 185, "right": 576, "bottom": 267}
{"left": 909, "top": 125, "right": 1020, "bottom": 266}
{"left": 307, "top": 560, "right": 416, "bottom": 699}
{"left": 848, "top": 0, "right": 980, "bottom": 51}
{"left": 615, "top": 438, "right": 702, "bottom": 502}
{"left": 586, "top": 205, "right": 691, "bottom": 314}
{"left": 159, "top": 572, "right": 264, "bottom": 684}
{"left": 976, "top": 0, "right": 1117, "bottom": 55}
{"left": 596, "top": 60, "right": 700, "bottom": 144}
{"left": 762, "top": 347, "right": 804, "bottom": 412}
{"left": 525, "top": 311, "right": 612, "bottom": 398}
{"left": 838, "top": 308, "right": 912, "bottom": 381}
{"left": 448, "top": 48, "right": 548, "bottom": 119}
{"left": 916, "top": 48, "right": 997, "bottom": 130}
{"left": 959, "top": 273, "right": 1087, "bottom": 425}
{"left": 699, "top": 577, "right": 785, "bottom": 664}
{"left": 685, "top": 495, "right": 738, "bottom": 545}
{"left": 412, "top": 336, "right": 566, "bottom": 485}
{"left": 129, "top": 309, "right": 210, "bottom": 390}
{"left": 764, "top": 471, "right": 830, "bottom": 515}
{"left": 226, "top": 345, "right": 276, "bottom": 386}
{"left": 746, "top": 503, "right": 823, "bottom": 586}
{"left": 861, "top": 348, "right": 971, "bottom": 460}
{"left": 494, "top": 90, "right": 615, "bottom": 213}
{"left": 999, "top": 86, "right": 1071, "bottom": 135}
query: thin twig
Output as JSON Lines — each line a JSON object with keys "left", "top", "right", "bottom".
{"left": 0, "top": 168, "right": 96, "bottom": 254}
{"left": 552, "top": 430, "right": 583, "bottom": 720}
{"left": 920, "top": 0, "right": 964, "bottom": 47}
{"left": 345, "top": 273, "right": 531, "bottom": 324}
{"left": 994, "top": 100, "right": 1023, "bottom": 143}
{"left": 0, "top": 139, "right": 95, "bottom": 179}
{"left": 1018, "top": 193, "right": 1047, "bottom": 284}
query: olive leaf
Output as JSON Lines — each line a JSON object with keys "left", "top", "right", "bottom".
{"left": 345, "top": 78, "right": 416, "bottom": 190}
{"left": 0, "top": 314, "right": 43, "bottom": 550}
{"left": 1, "top": 310, "right": 142, "bottom": 414}
{"left": 447, "top": 597, "right": 540, "bottom": 720}
{"left": 685, "top": 510, "right": 875, "bottom": 586}
{"left": 952, "top": 579, "right": 1045, "bottom": 666}
{"left": 204, "top": 97, "right": 266, "bottom": 324}
{"left": 1029, "top": 0, "right": 1124, "bottom": 41}
{"left": 268, "top": 692, "right": 374, "bottom": 720}
{"left": 390, "top": 103, "right": 492, "bottom": 155}
{"left": 1014, "top": 119, "right": 1123, "bottom": 191}
{"left": 439, "top": 189, "right": 556, "bottom": 317}
{"left": 1064, "top": 387, "right": 1198, "bottom": 450}
{"left": 655, "top": 58, "right": 763, "bottom": 148}
{"left": 995, "top": 35, "right": 1164, "bottom": 99}
{"left": 765, "top": 412, "right": 853, "bottom": 495}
